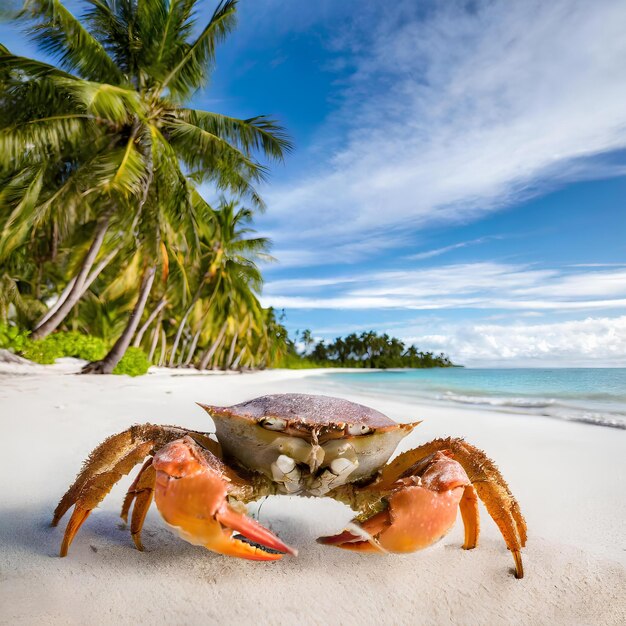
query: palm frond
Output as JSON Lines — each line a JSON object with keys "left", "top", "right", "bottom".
{"left": 0, "top": 49, "right": 76, "bottom": 80}
{"left": 0, "top": 167, "right": 45, "bottom": 258}
{"left": 153, "top": 0, "right": 196, "bottom": 65}
{"left": 20, "top": 0, "right": 126, "bottom": 84}
{"left": 183, "top": 109, "right": 293, "bottom": 161}
{"left": 0, "top": 115, "right": 94, "bottom": 168}
{"left": 96, "top": 133, "right": 148, "bottom": 196}
{"left": 63, "top": 79, "right": 143, "bottom": 123}
{"left": 159, "top": 0, "right": 238, "bottom": 98}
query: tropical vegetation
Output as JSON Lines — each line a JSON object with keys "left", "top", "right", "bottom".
{"left": 0, "top": 0, "right": 293, "bottom": 373}
{"left": 0, "top": 1, "right": 454, "bottom": 375}
{"left": 287, "top": 330, "right": 455, "bottom": 369}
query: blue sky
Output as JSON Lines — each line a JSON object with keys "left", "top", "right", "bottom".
{"left": 2, "top": 0, "right": 626, "bottom": 366}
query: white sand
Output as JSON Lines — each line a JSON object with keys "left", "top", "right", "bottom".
{"left": 0, "top": 363, "right": 624, "bottom": 625}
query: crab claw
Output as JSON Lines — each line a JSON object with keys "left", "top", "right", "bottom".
{"left": 318, "top": 451, "right": 469, "bottom": 553}
{"left": 153, "top": 437, "right": 296, "bottom": 561}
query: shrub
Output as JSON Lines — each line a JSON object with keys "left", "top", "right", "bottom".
{"left": 21, "top": 332, "right": 108, "bottom": 364}
{"left": 0, "top": 325, "right": 151, "bottom": 375}
{"left": 0, "top": 323, "right": 30, "bottom": 353}
{"left": 113, "top": 347, "right": 150, "bottom": 376}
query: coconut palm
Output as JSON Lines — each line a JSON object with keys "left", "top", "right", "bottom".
{"left": 192, "top": 252, "right": 265, "bottom": 369}
{"left": 300, "top": 328, "right": 314, "bottom": 355}
{"left": 167, "top": 199, "right": 272, "bottom": 365}
{"left": 0, "top": 0, "right": 291, "bottom": 372}
{"left": 303, "top": 332, "right": 454, "bottom": 369}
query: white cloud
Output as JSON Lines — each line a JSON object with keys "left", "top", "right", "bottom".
{"left": 263, "top": 263, "right": 626, "bottom": 364}
{"left": 569, "top": 264, "right": 626, "bottom": 268}
{"left": 261, "top": 0, "right": 626, "bottom": 260}
{"left": 267, "top": 231, "right": 412, "bottom": 268}
{"left": 262, "top": 276, "right": 359, "bottom": 294}
{"left": 406, "top": 236, "right": 502, "bottom": 261}
{"left": 404, "top": 315, "right": 626, "bottom": 367}
{"left": 261, "top": 263, "right": 626, "bottom": 311}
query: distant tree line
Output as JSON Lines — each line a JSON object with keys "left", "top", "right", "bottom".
{"left": 292, "top": 330, "right": 455, "bottom": 369}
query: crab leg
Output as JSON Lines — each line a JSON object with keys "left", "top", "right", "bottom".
{"left": 121, "top": 458, "right": 157, "bottom": 551}
{"left": 53, "top": 427, "right": 152, "bottom": 529}
{"left": 153, "top": 437, "right": 297, "bottom": 561}
{"left": 459, "top": 484, "right": 480, "bottom": 550}
{"left": 53, "top": 424, "right": 218, "bottom": 556}
{"left": 121, "top": 458, "right": 152, "bottom": 524}
{"left": 58, "top": 440, "right": 155, "bottom": 556}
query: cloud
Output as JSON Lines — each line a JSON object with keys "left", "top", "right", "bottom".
{"left": 404, "top": 315, "right": 626, "bottom": 366}
{"left": 261, "top": 263, "right": 626, "bottom": 311}
{"left": 405, "top": 236, "right": 502, "bottom": 261}
{"left": 569, "top": 263, "right": 626, "bottom": 268}
{"left": 263, "top": 276, "right": 359, "bottom": 294}
{"left": 266, "top": 230, "right": 413, "bottom": 268}
{"left": 261, "top": 0, "right": 626, "bottom": 262}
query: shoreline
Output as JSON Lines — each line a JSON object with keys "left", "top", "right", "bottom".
{"left": 313, "top": 367, "right": 626, "bottom": 430}
{"left": 1, "top": 365, "right": 625, "bottom": 624}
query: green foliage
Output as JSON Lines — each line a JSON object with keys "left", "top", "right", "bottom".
{"left": 1, "top": 322, "right": 151, "bottom": 374}
{"left": 0, "top": 0, "right": 293, "bottom": 374}
{"left": 291, "top": 330, "right": 454, "bottom": 369}
{"left": 20, "top": 331, "right": 107, "bottom": 364}
{"left": 0, "top": 323, "right": 30, "bottom": 352}
{"left": 112, "top": 347, "right": 150, "bottom": 376}
{"left": 273, "top": 351, "right": 327, "bottom": 369}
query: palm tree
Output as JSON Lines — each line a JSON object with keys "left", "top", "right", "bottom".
{"left": 300, "top": 328, "right": 314, "bottom": 355}
{"left": 194, "top": 251, "right": 266, "bottom": 370}
{"left": 167, "top": 199, "right": 272, "bottom": 366}
{"left": 1, "top": 0, "right": 291, "bottom": 372}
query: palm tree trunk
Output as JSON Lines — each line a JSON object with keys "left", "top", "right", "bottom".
{"left": 168, "top": 284, "right": 205, "bottom": 367}
{"left": 210, "top": 337, "right": 225, "bottom": 369}
{"left": 80, "top": 244, "right": 121, "bottom": 293}
{"left": 38, "top": 244, "right": 121, "bottom": 329}
{"left": 158, "top": 327, "right": 167, "bottom": 366}
{"left": 226, "top": 332, "right": 238, "bottom": 370}
{"left": 170, "top": 273, "right": 221, "bottom": 366}
{"left": 32, "top": 212, "right": 112, "bottom": 339}
{"left": 36, "top": 276, "right": 77, "bottom": 328}
{"left": 148, "top": 312, "right": 162, "bottom": 362}
{"left": 198, "top": 321, "right": 228, "bottom": 370}
{"left": 184, "top": 329, "right": 201, "bottom": 366}
{"left": 82, "top": 265, "right": 156, "bottom": 374}
{"left": 231, "top": 346, "right": 246, "bottom": 370}
{"left": 177, "top": 338, "right": 188, "bottom": 366}
{"left": 133, "top": 297, "right": 167, "bottom": 347}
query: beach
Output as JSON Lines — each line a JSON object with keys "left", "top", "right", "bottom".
{"left": 0, "top": 363, "right": 625, "bottom": 625}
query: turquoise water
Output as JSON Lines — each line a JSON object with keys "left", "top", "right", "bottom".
{"left": 320, "top": 368, "right": 626, "bottom": 429}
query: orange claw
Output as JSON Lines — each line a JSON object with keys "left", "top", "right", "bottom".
{"left": 318, "top": 451, "right": 469, "bottom": 553}
{"left": 153, "top": 437, "right": 296, "bottom": 561}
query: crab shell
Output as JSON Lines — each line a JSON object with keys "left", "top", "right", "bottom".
{"left": 199, "top": 393, "right": 420, "bottom": 491}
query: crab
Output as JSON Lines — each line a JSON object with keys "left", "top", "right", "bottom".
{"left": 53, "top": 393, "right": 527, "bottom": 577}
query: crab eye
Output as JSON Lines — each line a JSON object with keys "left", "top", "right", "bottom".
{"left": 260, "top": 417, "right": 287, "bottom": 431}
{"left": 347, "top": 424, "right": 373, "bottom": 436}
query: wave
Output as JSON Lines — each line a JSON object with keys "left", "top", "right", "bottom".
{"left": 320, "top": 373, "right": 626, "bottom": 430}
{"left": 437, "top": 392, "right": 626, "bottom": 430}
{"left": 438, "top": 392, "right": 556, "bottom": 409}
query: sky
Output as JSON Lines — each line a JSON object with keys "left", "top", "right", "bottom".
{"left": 2, "top": 0, "right": 626, "bottom": 366}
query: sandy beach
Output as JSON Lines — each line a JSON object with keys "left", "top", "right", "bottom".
{"left": 0, "top": 363, "right": 624, "bottom": 625}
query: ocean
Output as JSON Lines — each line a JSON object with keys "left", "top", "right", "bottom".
{"left": 319, "top": 368, "right": 626, "bottom": 429}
